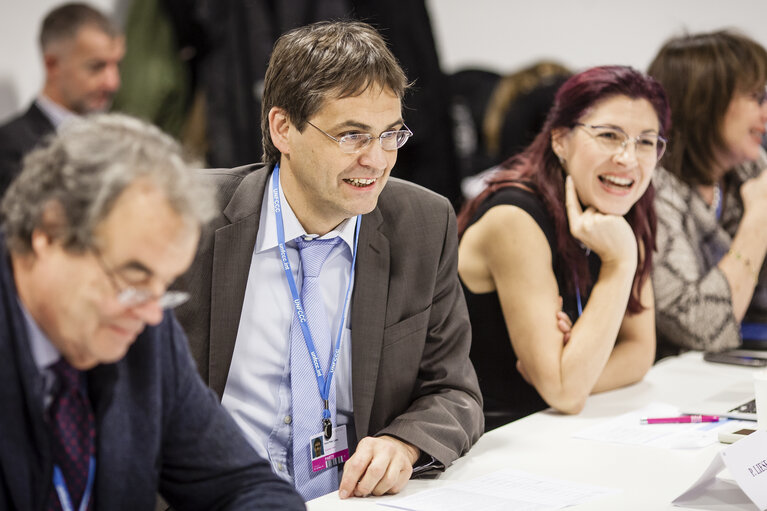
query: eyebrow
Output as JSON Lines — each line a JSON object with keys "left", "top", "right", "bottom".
{"left": 84, "top": 59, "right": 110, "bottom": 69}
{"left": 116, "top": 260, "right": 154, "bottom": 278}
{"left": 328, "top": 119, "right": 405, "bottom": 133}
{"left": 591, "top": 123, "right": 659, "bottom": 135}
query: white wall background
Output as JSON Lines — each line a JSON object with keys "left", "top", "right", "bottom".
{"left": 427, "top": 0, "right": 767, "bottom": 73}
{"left": 2, "top": 0, "right": 767, "bottom": 122}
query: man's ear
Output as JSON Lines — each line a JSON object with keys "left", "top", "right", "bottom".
{"left": 30, "top": 229, "right": 51, "bottom": 256}
{"left": 31, "top": 200, "right": 67, "bottom": 256}
{"left": 269, "top": 107, "right": 291, "bottom": 155}
{"left": 43, "top": 52, "right": 60, "bottom": 77}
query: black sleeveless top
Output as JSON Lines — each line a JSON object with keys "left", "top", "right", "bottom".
{"left": 462, "top": 187, "right": 601, "bottom": 430}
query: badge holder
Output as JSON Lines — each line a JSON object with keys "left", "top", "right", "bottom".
{"left": 310, "top": 425, "right": 350, "bottom": 473}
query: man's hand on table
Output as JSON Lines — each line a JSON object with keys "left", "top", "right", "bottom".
{"left": 338, "top": 435, "right": 420, "bottom": 498}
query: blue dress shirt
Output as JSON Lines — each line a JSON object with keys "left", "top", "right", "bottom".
{"left": 221, "top": 170, "right": 357, "bottom": 482}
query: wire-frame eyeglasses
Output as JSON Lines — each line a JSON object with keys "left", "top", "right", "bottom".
{"left": 92, "top": 248, "right": 189, "bottom": 309}
{"left": 306, "top": 121, "right": 413, "bottom": 154}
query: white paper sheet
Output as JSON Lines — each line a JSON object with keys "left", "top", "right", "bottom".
{"left": 378, "top": 469, "right": 619, "bottom": 511}
{"left": 573, "top": 403, "right": 753, "bottom": 449}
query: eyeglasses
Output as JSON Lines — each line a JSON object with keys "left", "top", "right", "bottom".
{"left": 306, "top": 120, "right": 413, "bottom": 154}
{"left": 92, "top": 248, "right": 189, "bottom": 309}
{"left": 574, "top": 123, "right": 667, "bottom": 165}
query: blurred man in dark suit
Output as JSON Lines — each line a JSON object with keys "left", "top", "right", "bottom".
{"left": 0, "top": 2, "right": 124, "bottom": 197}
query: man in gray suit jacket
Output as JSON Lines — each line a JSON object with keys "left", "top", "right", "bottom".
{"left": 175, "top": 21, "right": 483, "bottom": 502}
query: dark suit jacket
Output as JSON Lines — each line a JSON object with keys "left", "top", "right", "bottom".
{"left": 176, "top": 164, "right": 483, "bottom": 471}
{"left": 0, "top": 102, "right": 55, "bottom": 198}
{"left": 0, "top": 238, "right": 305, "bottom": 510}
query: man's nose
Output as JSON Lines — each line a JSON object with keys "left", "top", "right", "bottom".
{"left": 358, "top": 138, "right": 390, "bottom": 170}
{"left": 131, "top": 299, "right": 164, "bottom": 326}
{"left": 102, "top": 64, "right": 120, "bottom": 92}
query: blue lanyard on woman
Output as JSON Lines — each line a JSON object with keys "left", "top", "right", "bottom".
{"left": 572, "top": 271, "right": 584, "bottom": 318}
{"left": 272, "top": 163, "right": 360, "bottom": 438}
{"left": 53, "top": 457, "right": 95, "bottom": 511}
{"left": 572, "top": 245, "right": 591, "bottom": 318}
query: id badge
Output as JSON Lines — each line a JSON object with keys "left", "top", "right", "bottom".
{"left": 310, "top": 425, "right": 350, "bottom": 473}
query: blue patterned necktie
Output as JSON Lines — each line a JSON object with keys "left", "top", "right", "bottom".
{"left": 47, "top": 358, "right": 95, "bottom": 511}
{"left": 290, "top": 236, "right": 342, "bottom": 500}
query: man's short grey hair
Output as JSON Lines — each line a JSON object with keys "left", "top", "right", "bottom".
{"left": 2, "top": 113, "right": 216, "bottom": 254}
{"left": 39, "top": 2, "right": 120, "bottom": 52}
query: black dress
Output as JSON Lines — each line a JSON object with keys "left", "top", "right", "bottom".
{"left": 462, "top": 187, "right": 601, "bottom": 430}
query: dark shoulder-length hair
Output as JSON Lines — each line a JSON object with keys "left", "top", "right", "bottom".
{"left": 648, "top": 30, "right": 767, "bottom": 186}
{"left": 457, "top": 65, "right": 671, "bottom": 314}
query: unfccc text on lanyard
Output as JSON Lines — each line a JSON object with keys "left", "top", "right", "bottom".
{"left": 271, "top": 164, "right": 360, "bottom": 439}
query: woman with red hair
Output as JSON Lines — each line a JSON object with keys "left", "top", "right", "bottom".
{"left": 458, "top": 66, "right": 670, "bottom": 430}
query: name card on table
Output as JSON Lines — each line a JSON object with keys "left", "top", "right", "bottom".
{"left": 674, "top": 429, "right": 767, "bottom": 510}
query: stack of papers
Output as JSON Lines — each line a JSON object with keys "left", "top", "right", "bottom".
{"left": 378, "top": 469, "right": 619, "bottom": 511}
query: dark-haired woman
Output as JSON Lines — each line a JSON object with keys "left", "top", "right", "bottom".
{"left": 457, "top": 66, "right": 669, "bottom": 430}
{"left": 648, "top": 31, "right": 767, "bottom": 359}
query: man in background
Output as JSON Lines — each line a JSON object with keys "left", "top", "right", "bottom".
{"left": 0, "top": 2, "right": 124, "bottom": 197}
{"left": 0, "top": 114, "right": 304, "bottom": 510}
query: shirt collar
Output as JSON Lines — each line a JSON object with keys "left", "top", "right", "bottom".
{"left": 18, "top": 298, "right": 61, "bottom": 372}
{"left": 35, "top": 94, "right": 78, "bottom": 129}
{"left": 256, "top": 167, "right": 358, "bottom": 254}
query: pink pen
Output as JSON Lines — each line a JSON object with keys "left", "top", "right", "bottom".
{"left": 640, "top": 415, "right": 720, "bottom": 425}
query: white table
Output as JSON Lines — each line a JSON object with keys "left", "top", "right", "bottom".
{"left": 307, "top": 352, "right": 763, "bottom": 510}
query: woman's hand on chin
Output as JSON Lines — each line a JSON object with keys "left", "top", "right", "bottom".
{"left": 565, "top": 176, "right": 637, "bottom": 268}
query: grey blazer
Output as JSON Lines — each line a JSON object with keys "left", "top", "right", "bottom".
{"left": 176, "top": 163, "right": 483, "bottom": 471}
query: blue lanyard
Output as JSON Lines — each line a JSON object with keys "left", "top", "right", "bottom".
{"left": 573, "top": 270, "right": 583, "bottom": 318}
{"left": 573, "top": 248, "right": 591, "bottom": 318}
{"left": 53, "top": 457, "right": 95, "bottom": 511}
{"left": 714, "top": 183, "right": 723, "bottom": 221}
{"left": 272, "top": 164, "right": 360, "bottom": 437}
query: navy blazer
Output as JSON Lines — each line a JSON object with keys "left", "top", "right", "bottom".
{"left": 0, "top": 102, "right": 55, "bottom": 198}
{"left": 0, "top": 237, "right": 305, "bottom": 510}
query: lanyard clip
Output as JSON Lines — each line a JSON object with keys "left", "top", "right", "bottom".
{"left": 323, "top": 399, "right": 332, "bottom": 439}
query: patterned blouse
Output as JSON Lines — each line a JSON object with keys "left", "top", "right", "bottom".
{"left": 652, "top": 154, "right": 767, "bottom": 358}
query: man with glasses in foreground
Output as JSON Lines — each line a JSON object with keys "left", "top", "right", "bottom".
{"left": 0, "top": 114, "right": 304, "bottom": 510}
{"left": 175, "top": 21, "right": 483, "bottom": 502}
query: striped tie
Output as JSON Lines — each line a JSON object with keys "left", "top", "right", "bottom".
{"left": 290, "top": 236, "right": 341, "bottom": 500}
{"left": 47, "top": 358, "right": 95, "bottom": 511}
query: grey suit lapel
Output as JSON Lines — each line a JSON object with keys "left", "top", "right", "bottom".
{"left": 350, "top": 207, "right": 389, "bottom": 440}
{"left": 208, "top": 170, "right": 270, "bottom": 396}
